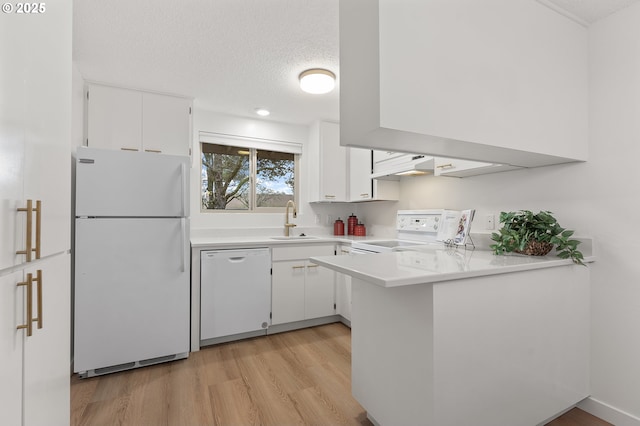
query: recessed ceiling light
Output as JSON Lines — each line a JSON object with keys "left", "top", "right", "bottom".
{"left": 255, "top": 108, "right": 270, "bottom": 116}
{"left": 299, "top": 69, "right": 336, "bottom": 94}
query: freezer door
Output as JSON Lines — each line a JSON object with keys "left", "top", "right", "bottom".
{"left": 74, "top": 218, "right": 190, "bottom": 373}
{"left": 75, "top": 147, "right": 189, "bottom": 217}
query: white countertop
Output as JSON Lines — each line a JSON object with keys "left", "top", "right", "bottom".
{"left": 310, "top": 246, "right": 595, "bottom": 288}
{"left": 190, "top": 234, "right": 375, "bottom": 249}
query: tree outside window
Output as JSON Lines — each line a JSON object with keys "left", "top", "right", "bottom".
{"left": 201, "top": 142, "right": 295, "bottom": 211}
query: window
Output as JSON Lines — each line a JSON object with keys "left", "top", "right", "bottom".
{"left": 200, "top": 133, "right": 300, "bottom": 211}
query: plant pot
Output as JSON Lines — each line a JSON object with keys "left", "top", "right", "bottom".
{"left": 515, "top": 240, "right": 553, "bottom": 256}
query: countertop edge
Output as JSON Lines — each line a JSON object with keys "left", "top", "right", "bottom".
{"left": 310, "top": 253, "right": 595, "bottom": 288}
{"left": 190, "top": 235, "right": 370, "bottom": 248}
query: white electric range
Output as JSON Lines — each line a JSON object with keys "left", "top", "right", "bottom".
{"left": 351, "top": 210, "right": 445, "bottom": 254}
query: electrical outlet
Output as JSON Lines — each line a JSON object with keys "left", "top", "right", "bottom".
{"left": 315, "top": 214, "right": 321, "bottom": 225}
{"left": 485, "top": 214, "right": 495, "bottom": 230}
{"left": 326, "top": 215, "right": 333, "bottom": 225}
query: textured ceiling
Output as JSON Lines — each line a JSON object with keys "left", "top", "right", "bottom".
{"left": 73, "top": 0, "right": 339, "bottom": 125}
{"left": 73, "top": 0, "right": 639, "bottom": 127}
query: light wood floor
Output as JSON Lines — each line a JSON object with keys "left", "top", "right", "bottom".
{"left": 71, "top": 323, "right": 611, "bottom": 426}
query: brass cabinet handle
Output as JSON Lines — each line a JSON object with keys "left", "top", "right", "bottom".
{"left": 17, "top": 273, "right": 34, "bottom": 336}
{"left": 292, "top": 265, "right": 306, "bottom": 270}
{"left": 436, "top": 163, "right": 454, "bottom": 169}
{"left": 324, "top": 195, "right": 336, "bottom": 199}
{"left": 16, "top": 200, "right": 41, "bottom": 261}
{"left": 16, "top": 200, "right": 33, "bottom": 262}
{"left": 33, "top": 200, "right": 41, "bottom": 260}
{"left": 360, "top": 193, "right": 370, "bottom": 197}
{"left": 306, "top": 264, "right": 319, "bottom": 268}
{"left": 340, "top": 250, "right": 350, "bottom": 254}
{"left": 144, "top": 149, "right": 162, "bottom": 153}
{"left": 120, "top": 147, "right": 139, "bottom": 151}
{"left": 32, "top": 270, "right": 43, "bottom": 330}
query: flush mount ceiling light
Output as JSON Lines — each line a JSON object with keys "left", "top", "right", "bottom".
{"left": 254, "top": 108, "right": 270, "bottom": 117}
{"left": 299, "top": 68, "right": 336, "bottom": 94}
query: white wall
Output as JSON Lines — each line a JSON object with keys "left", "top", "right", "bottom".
{"left": 359, "top": 3, "right": 640, "bottom": 422}
{"left": 191, "top": 107, "right": 350, "bottom": 235}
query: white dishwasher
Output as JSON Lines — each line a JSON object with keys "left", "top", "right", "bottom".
{"left": 200, "top": 248, "right": 271, "bottom": 343}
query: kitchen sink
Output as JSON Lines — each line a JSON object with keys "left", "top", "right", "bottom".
{"left": 270, "top": 235, "right": 319, "bottom": 240}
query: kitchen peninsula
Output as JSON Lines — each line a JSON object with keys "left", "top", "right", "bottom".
{"left": 311, "top": 247, "right": 594, "bottom": 426}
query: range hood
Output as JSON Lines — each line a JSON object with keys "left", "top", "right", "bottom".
{"left": 371, "top": 154, "right": 435, "bottom": 180}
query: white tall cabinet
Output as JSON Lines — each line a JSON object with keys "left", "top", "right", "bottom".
{"left": 0, "top": 1, "right": 72, "bottom": 425}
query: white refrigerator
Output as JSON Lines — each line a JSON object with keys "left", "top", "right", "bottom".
{"left": 73, "top": 147, "right": 190, "bottom": 377}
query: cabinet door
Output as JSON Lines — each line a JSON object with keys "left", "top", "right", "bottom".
{"left": 23, "top": 110, "right": 71, "bottom": 260}
{"left": 142, "top": 93, "right": 192, "bottom": 156}
{"left": 0, "top": 270, "right": 24, "bottom": 426}
{"left": 0, "top": 4, "right": 25, "bottom": 270}
{"left": 87, "top": 84, "right": 143, "bottom": 151}
{"left": 349, "top": 148, "right": 373, "bottom": 201}
{"left": 335, "top": 247, "right": 352, "bottom": 321}
{"left": 434, "top": 157, "right": 521, "bottom": 178}
{"left": 271, "top": 260, "right": 306, "bottom": 325}
{"left": 0, "top": 125, "right": 23, "bottom": 270}
{"left": 23, "top": 253, "right": 70, "bottom": 426}
{"left": 305, "top": 262, "right": 336, "bottom": 319}
{"left": 373, "top": 150, "right": 403, "bottom": 164}
{"left": 319, "top": 122, "right": 347, "bottom": 202}
{"left": 1, "top": 0, "right": 71, "bottom": 269}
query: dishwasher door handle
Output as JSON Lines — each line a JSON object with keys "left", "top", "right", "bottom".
{"left": 227, "top": 257, "right": 247, "bottom": 263}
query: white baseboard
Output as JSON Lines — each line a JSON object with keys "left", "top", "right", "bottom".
{"left": 578, "top": 397, "right": 640, "bottom": 426}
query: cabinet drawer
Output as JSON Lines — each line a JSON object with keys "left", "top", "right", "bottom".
{"left": 272, "top": 244, "right": 335, "bottom": 261}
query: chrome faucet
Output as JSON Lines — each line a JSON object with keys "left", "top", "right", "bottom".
{"left": 284, "top": 200, "right": 297, "bottom": 236}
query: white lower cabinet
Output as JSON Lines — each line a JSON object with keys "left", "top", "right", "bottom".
{"left": 304, "top": 262, "right": 336, "bottom": 319}
{"left": 271, "top": 245, "right": 336, "bottom": 325}
{"left": 1, "top": 253, "right": 70, "bottom": 426}
{"left": 335, "top": 246, "right": 352, "bottom": 322}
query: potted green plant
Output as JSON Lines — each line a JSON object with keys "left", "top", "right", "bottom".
{"left": 490, "top": 210, "right": 585, "bottom": 265}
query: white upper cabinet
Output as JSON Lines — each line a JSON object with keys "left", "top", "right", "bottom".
{"left": 86, "top": 84, "right": 192, "bottom": 157}
{"left": 340, "top": 0, "right": 588, "bottom": 168}
{"left": 434, "top": 158, "right": 522, "bottom": 178}
{"left": 350, "top": 148, "right": 399, "bottom": 200}
{"left": 349, "top": 148, "right": 373, "bottom": 201}
{"left": 86, "top": 84, "right": 142, "bottom": 152}
{"left": 142, "top": 92, "right": 192, "bottom": 155}
{"left": 309, "top": 123, "right": 399, "bottom": 202}
{"left": 308, "top": 121, "right": 347, "bottom": 202}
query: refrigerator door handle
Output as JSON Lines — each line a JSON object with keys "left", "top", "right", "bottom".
{"left": 181, "top": 218, "right": 187, "bottom": 273}
{"left": 180, "top": 163, "right": 187, "bottom": 217}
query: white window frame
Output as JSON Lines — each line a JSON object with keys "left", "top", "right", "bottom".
{"left": 200, "top": 132, "right": 302, "bottom": 213}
